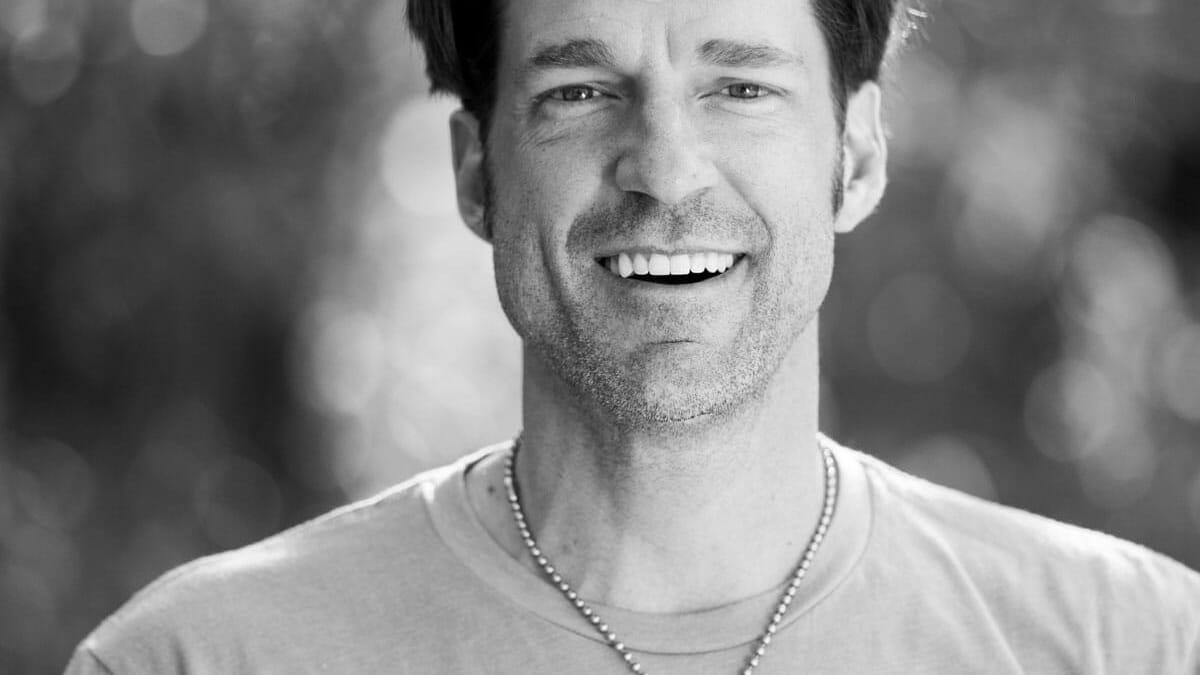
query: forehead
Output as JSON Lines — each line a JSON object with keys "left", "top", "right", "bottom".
{"left": 497, "top": 0, "right": 826, "bottom": 72}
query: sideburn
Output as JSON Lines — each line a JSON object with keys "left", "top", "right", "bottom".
{"left": 831, "top": 141, "right": 844, "bottom": 215}
{"left": 480, "top": 143, "right": 496, "bottom": 240}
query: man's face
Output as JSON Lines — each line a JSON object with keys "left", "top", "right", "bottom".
{"left": 470, "top": 0, "right": 860, "bottom": 427}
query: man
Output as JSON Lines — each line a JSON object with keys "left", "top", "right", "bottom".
{"left": 66, "top": 0, "right": 1200, "bottom": 673}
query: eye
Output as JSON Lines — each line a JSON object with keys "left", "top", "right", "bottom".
{"left": 721, "top": 82, "right": 771, "bottom": 100}
{"left": 545, "top": 85, "right": 604, "bottom": 102}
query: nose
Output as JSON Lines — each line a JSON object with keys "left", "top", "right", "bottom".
{"left": 614, "top": 96, "right": 717, "bottom": 205}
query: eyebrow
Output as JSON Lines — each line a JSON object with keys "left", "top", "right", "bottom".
{"left": 527, "top": 38, "right": 616, "bottom": 71}
{"left": 520, "top": 37, "right": 802, "bottom": 78}
{"left": 697, "top": 39, "right": 804, "bottom": 69}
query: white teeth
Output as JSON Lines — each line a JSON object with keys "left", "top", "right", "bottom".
{"left": 617, "top": 253, "right": 633, "bottom": 278}
{"left": 648, "top": 253, "right": 671, "bottom": 275}
{"left": 605, "top": 252, "right": 739, "bottom": 277}
{"left": 633, "top": 253, "right": 649, "bottom": 275}
{"left": 669, "top": 254, "right": 690, "bottom": 275}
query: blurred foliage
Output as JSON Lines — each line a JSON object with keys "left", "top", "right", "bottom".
{"left": 0, "top": 0, "right": 1197, "bottom": 673}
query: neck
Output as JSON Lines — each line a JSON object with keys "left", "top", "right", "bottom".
{"left": 471, "top": 324, "right": 826, "bottom": 614}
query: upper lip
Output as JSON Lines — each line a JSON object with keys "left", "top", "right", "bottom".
{"left": 591, "top": 244, "right": 747, "bottom": 259}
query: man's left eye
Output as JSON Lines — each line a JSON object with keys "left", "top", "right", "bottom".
{"left": 722, "top": 83, "right": 770, "bottom": 99}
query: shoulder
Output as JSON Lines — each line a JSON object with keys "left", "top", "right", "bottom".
{"left": 847, "top": 446, "right": 1200, "bottom": 669}
{"left": 853, "top": 447, "right": 1197, "bottom": 579}
{"left": 74, "top": 460, "right": 468, "bottom": 673}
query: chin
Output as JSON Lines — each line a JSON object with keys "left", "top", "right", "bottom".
{"left": 524, "top": 313, "right": 799, "bottom": 431}
{"left": 584, "top": 363, "right": 760, "bottom": 431}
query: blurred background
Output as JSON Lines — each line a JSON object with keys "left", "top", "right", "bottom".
{"left": 0, "top": 0, "right": 1198, "bottom": 672}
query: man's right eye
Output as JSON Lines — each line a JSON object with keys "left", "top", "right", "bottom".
{"left": 545, "top": 85, "right": 603, "bottom": 102}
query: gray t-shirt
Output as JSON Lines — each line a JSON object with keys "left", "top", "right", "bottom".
{"left": 65, "top": 439, "right": 1200, "bottom": 674}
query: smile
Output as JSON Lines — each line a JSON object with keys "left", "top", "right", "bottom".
{"left": 597, "top": 252, "right": 742, "bottom": 285}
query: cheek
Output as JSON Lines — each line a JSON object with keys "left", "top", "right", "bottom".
{"left": 486, "top": 149, "right": 598, "bottom": 334}
{"left": 719, "top": 130, "right": 839, "bottom": 306}
{"left": 492, "top": 147, "right": 610, "bottom": 295}
{"left": 526, "top": 149, "right": 608, "bottom": 229}
{"left": 726, "top": 140, "right": 838, "bottom": 247}
{"left": 715, "top": 110, "right": 838, "bottom": 207}
{"left": 491, "top": 222, "right": 557, "bottom": 345}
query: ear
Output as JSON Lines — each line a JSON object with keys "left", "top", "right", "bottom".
{"left": 834, "top": 82, "right": 888, "bottom": 234}
{"left": 450, "top": 109, "right": 491, "bottom": 241}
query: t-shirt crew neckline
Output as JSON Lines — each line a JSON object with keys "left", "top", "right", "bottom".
{"left": 424, "top": 434, "right": 873, "bottom": 656}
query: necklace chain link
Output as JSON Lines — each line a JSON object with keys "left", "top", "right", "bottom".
{"left": 503, "top": 438, "right": 839, "bottom": 675}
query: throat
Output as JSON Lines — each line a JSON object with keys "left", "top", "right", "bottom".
{"left": 493, "top": 438, "right": 834, "bottom": 614}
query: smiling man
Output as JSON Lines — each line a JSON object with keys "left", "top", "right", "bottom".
{"left": 65, "top": 0, "right": 1200, "bottom": 673}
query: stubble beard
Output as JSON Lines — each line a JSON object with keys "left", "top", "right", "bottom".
{"left": 529, "top": 308, "right": 804, "bottom": 431}
{"left": 484, "top": 157, "right": 842, "bottom": 433}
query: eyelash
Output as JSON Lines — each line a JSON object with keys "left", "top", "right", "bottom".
{"left": 537, "top": 82, "right": 777, "bottom": 106}
{"left": 719, "top": 83, "right": 772, "bottom": 100}
{"left": 543, "top": 85, "right": 608, "bottom": 103}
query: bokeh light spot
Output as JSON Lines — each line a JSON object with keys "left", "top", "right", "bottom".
{"left": 897, "top": 435, "right": 998, "bottom": 502}
{"left": 1156, "top": 321, "right": 1200, "bottom": 421}
{"left": 1025, "top": 359, "right": 1121, "bottom": 462}
{"left": 301, "top": 305, "right": 384, "bottom": 417}
{"left": 1188, "top": 470, "right": 1200, "bottom": 534}
{"left": 386, "top": 406, "right": 437, "bottom": 465}
{"left": 330, "top": 423, "right": 387, "bottom": 497}
{"left": 0, "top": 563, "right": 57, "bottom": 656}
{"left": 13, "top": 438, "right": 94, "bottom": 531}
{"left": 118, "top": 517, "right": 204, "bottom": 595}
{"left": 1078, "top": 431, "right": 1157, "bottom": 510}
{"left": 890, "top": 52, "right": 960, "bottom": 165}
{"left": 380, "top": 97, "right": 459, "bottom": 218}
{"left": 0, "top": 0, "right": 46, "bottom": 39}
{"left": 130, "top": 0, "right": 208, "bottom": 57}
{"left": 0, "top": 455, "right": 16, "bottom": 535}
{"left": 5, "top": 522, "right": 81, "bottom": 607}
{"left": 192, "top": 455, "right": 282, "bottom": 549}
{"left": 951, "top": 88, "right": 1074, "bottom": 286}
{"left": 1063, "top": 214, "right": 1176, "bottom": 337}
{"left": 867, "top": 273, "right": 972, "bottom": 383}
{"left": 8, "top": 25, "right": 80, "bottom": 105}
{"left": 1098, "top": 0, "right": 1161, "bottom": 16}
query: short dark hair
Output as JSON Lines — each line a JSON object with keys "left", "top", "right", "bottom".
{"left": 406, "top": 0, "right": 918, "bottom": 134}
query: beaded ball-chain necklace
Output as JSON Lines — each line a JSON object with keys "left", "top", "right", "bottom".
{"left": 503, "top": 437, "right": 839, "bottom": 675}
